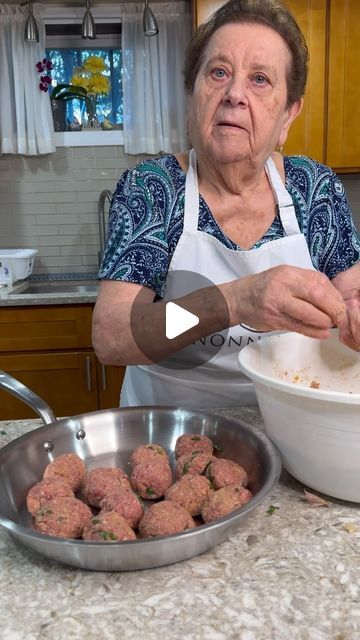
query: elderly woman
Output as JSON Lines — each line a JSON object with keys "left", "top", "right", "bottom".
{"left": 93, "top": 0, "right": 360, "bottom": 408}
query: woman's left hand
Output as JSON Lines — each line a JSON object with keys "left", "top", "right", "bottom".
{"left": 332, "top": 263, "right": 360, "bottom": 351}
{"left": 338, "top": 296, "right": 360, "bottom": 351}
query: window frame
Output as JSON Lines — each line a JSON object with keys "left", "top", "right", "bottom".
{"left": 44, "top": 4, "right": 124, "bottom": 147}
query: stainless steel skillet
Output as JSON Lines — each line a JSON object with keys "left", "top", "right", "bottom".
{"left": 0, "top": 371, "right": 281, "bottom": 572}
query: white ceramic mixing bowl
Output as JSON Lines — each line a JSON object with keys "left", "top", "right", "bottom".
{"left": 238, "top": 330, "right": 360, "bottom": 501}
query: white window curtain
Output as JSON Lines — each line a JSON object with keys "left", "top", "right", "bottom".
{"left": 0, "top": 4, "right": 55, "bottom": 155}
{"left": 121, "top": 1, "right": 191, "bottom": 155}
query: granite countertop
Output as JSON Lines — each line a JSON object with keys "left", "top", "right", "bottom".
{"left": 0, "top": 292, "right": 97, "bottom": 306}
{"left": 0, "top": 408, "right": 360, "bottom": 639}
{"left": 0, "top": 277, "right": 98, "bottom": 306}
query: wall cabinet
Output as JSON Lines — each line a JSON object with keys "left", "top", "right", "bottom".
{"left": 326, "top": 0, "right": 360, "bottom": 169}
{"left": 192, "top": 0, "right": 359, "bottom": 171}
{"left": 0, "top": 305, "right": 125, "bottom": 420}
{"left": 282, "top": 0, "right": 327, "bottom": 163}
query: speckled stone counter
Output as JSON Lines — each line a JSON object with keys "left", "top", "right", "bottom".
{"left": 0, "top": 409, "right": 360, "bottom": 640}
{"left": 0, "top": 283, "right": 97, "bottom": 306}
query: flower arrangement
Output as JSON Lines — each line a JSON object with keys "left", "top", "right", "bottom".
{"left": 50, "top": 56, "right": 110, "bottom": 128}
{"left": 36, "top": 58, "right": 53, "bottom": 92}
{"left": 51, "top": 56, "right": 110, "bottom": 102}
{"left": 70, "top": 56, "right": 110, "bottom": 97}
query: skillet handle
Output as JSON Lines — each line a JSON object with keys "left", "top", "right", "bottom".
{"left": 0, "top": 370, "right": 57, "bottom": 425}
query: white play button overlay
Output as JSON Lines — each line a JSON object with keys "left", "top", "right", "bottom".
{"left": 130, "top": 270, "right": 230, "bottom": 369}
{"left": 165, "top": 302, "right": 199, "bottom": 339}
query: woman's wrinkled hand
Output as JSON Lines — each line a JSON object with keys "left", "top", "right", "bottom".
{"left": 338, "top": 297, "right": 360, "bottom": 351}
{"left": 332, "top": 263, "right": 360, "bottom": 351}
{"left": 227, "top": 265, "right": 347, "bottom": 339}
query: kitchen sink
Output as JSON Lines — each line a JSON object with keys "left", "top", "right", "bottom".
{"left": 9, "top": 280, "right": 99, "bottom": 295}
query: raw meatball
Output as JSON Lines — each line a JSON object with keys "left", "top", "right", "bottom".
{"left": 84, "top": 467, "right": 131, "bottom": 507}
{"left": 34, "top": 496, "right": 92, "bottom": 538}
{"left": 130, "top": 444, "right": 169, "bottom": 468}
{"left": 205, "top": 458, "right": 248, "bottom": 490}
{"left": 130, "top": 461, "right": 172, "bottom": 499}
{"left": 100, "top": 489, "right": 144, "bottom": 529}
{"left": 165, "top": 474, "right": 213, "bottom": 517}
{"left": 201, "top": 484, "right": 253, "bottom": 523}
{"left": 83, "top": 511, "right": 137, "bottom": 542}
{"left": 175, "top": 433, "right": 214, "bottom": 460}
{"left": 175, "top": 451, "right": 214, "bottom": 479}
{"left": 139, "top": 501, "right": 195, "bottom": 538}
{"left": 43, "top": 453, "right": 86, "bottom": 492}
{"left": 26, "top": 478, "right": 74, "bottom": 517}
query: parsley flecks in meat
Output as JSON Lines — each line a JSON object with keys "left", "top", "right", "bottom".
{"left": 146, "top": 488, "right": 155, "bottom": 496}
{"left": 99, "top": 530, "right": 117, "bottom": 541}
{"left": 148, "top": 445, "right": 163, "bottom": 454}
{"left": 182, "top": 462, "right": 190, "bottom": 474}
{"left": 202, "top": 461, "right": 212, "bottom": 476}
{"left": 191, "top": 436, "right": 201, "bottom": 441}
{"left": 37, "top": 507, "right": 53, "bottom": 517}
{"left": 91, "top": 518, "right": 100, "bottom": 525}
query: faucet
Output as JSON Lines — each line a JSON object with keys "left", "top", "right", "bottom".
{"left": 97, "top": 189, "right": 112, "bottom": 267}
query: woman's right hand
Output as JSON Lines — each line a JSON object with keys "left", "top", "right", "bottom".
{"left": 226, "top": 265, "right": 347, "bottom": 339}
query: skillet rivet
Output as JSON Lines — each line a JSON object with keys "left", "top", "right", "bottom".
{"left": 43, "top": 441, "right": 54, "bottom": 452}
{"left": 76, "top": 429, "right": 86, "bottom": 440}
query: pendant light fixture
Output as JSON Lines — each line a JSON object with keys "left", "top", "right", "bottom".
{"left": 81, "top": 0, "right": 96, "bottom": 40}
{"left": 143, "top": 0, "right": 159, "bottom": 37}
{"left": 24, "top": 3, "right": 39, "bottom": 43}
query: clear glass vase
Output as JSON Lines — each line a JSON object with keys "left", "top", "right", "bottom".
{"left": 84, "top": 95, "right": 99, "bottom": 129}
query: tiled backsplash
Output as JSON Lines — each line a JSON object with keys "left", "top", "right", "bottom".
{"left": 0, "top": 147, "right": 359, "bottom": 275}
{"left": 0, "top": 146, "right": 150, "bottom": 275}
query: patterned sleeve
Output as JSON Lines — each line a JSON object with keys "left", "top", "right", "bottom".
{"left": 306, "top": 166, "right": 360, "bottom": 279}
{"left": 98, "top": 163, "right": 171, "bottom": 297}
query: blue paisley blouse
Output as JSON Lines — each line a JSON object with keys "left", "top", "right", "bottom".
{"left": 99, "top": 154, "right": 360, "bottom": 298}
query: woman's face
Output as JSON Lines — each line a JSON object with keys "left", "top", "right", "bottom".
{"left": 187, "top": 22, "right": 302, "bottom": 167}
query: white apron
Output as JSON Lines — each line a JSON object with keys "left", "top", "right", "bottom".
{"left": 121, "top": 149, "right": 315, "bottom": 408}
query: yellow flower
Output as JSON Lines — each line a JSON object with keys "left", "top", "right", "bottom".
{"left": 88, "top": 74, "right": 110, "bottom": 95}
{"left": 69, "top": 56, "right": 110, "bottom": 97}
{"left": 83, "top": 56, "right": 106, "bottom": 73}
{"left": 71, "top": 74, "right": 89, "bottom": 91}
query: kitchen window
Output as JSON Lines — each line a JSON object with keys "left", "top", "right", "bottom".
{"left": 43, "top": 4, "right": 124, "bottom": 147}
{"left": 46, "top": 23, "right": 122, "bottom": 128}
{"left": 43, "top": 3, "right": 190, "bottom": 152}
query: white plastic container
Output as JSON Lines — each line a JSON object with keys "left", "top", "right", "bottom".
{"left": 238, "top": 330, "right": 360, "bottom": 501}
{"left": 0, "top": 249, "right": 38, "bottom": 285}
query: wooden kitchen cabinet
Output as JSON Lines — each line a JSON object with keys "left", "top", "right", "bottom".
{"left": 96, "top": 360, "right": 124, "bottom": 410}
{"left": 0, "top": 305, "right": 125, "bottom": 420}
{"left": 192, "top": 0, "right": 360, "bottom": 171}
{"left": 326, "top": 0, "right": 360, "bottom": 169}
{"left": 282, "top": 0, "right": 327, "bottom": 162}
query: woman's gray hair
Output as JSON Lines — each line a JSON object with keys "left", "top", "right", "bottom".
{"left": 183, "top": 0, "right": 309, "bottom": 106}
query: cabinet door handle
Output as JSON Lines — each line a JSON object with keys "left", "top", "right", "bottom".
{"left": 85, "top": 356, "right": 92, "bottom": 391}
{"left": 101, "top": 364, "right": 107, "bottom": 391}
